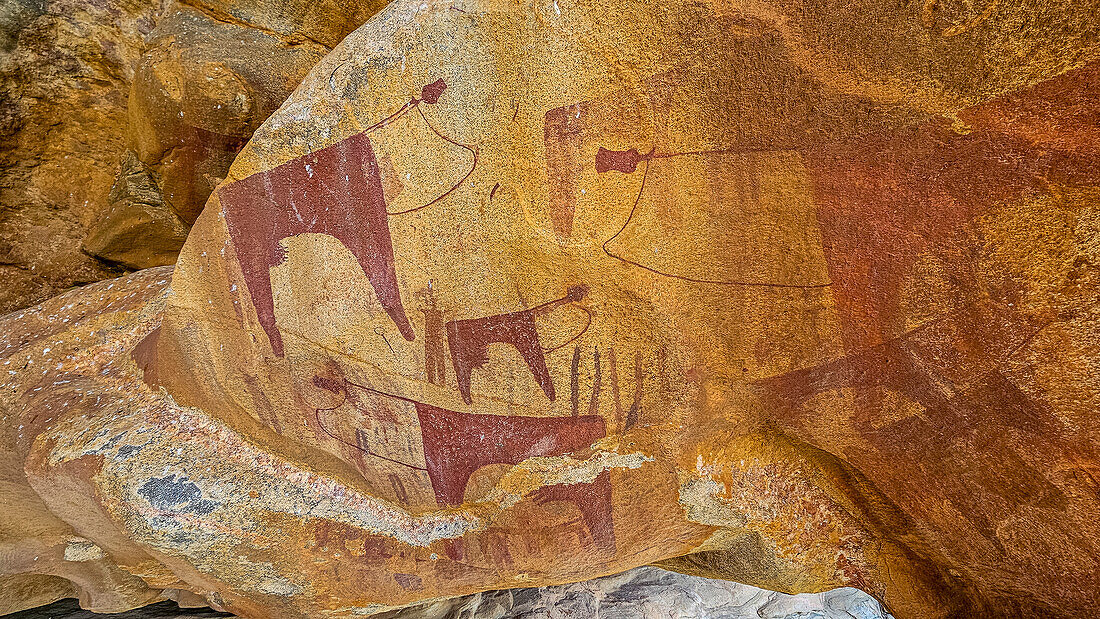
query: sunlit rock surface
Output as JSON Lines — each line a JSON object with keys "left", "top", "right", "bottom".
{"left": 83, "top": 0, "right": 389, "bottom": 269}
{"left": 0, "top": 0, "right": 165, "bottom": 312}
{"left": 2, "top": 0, "right": 1100, "bottom": 617}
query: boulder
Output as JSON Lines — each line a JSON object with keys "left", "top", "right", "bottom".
{"left": 3, "top": 0, "right": 1100, "bottom": 617}
{"left": 82, "top": 151, "right": 190, "bottom": 270}
{"left": 378, "top": 566, "right": 894, "bottom": 619}
{"left": 84, "top": 0, "right": 390, "bottom": 269}
{"left": 8, "top": 567, "right": 894, "bottom": 618}
{"left": 0, "top": 0, "right": 165, "bottom": 313}
{"left": 0, "top": 268, "right": 175, "bottom": 614}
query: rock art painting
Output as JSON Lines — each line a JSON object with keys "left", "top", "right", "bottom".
{"left": 446, "top": 285, "right": 590, "bottom": 403}
{"left": 218, "top": 80, "right": 475, "bottom": 356}
{"left": 3, "top": 0, "right": 1100, "bottom": 618}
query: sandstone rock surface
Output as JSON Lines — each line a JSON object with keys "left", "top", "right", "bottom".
{"left": 3, "top": 0, "right": 1100, "bottom": 617}
{"left": 0, "top": 0, "right": 392, "bottom": 297}
{"left": 84, "top": 0, "right": 389, "bottom": 269}
{"left": 0, "top": 0, "right": 165, "bottom": 313}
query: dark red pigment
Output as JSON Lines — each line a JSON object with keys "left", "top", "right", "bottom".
{"left": 415, "top": 403, "right": 615, "bottom": 549}
{"left": 544, "top": 102, "right": 589, "bottom": 238}
{"left": 420, "top": 79, "right": 447, "bottom": 104}
{"left": 446, "top": 310, "right": 552, "bottom": 404}
{"left": 445, "top": 286, "right": 588, "bottom": 405}
{"left": 595, "top": 147, "right": 645, "bottom": 173}
{"left": 219, "top": 132, "right": 414, "bottom": 356}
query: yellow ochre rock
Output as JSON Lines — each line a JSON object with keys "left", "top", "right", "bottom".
{"left": 3, "top": 0, "right": 1100, "bottom": 617}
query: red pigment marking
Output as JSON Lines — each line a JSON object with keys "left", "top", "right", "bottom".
{"left": 569, "top": 346, "right": 582, "bottom": 417}
{"left": 420, "top": 79, "right": 447, "bottom": 104}
{"left": 803, "top": 61, "right": 1100, "bottom": 352}
{"left": 218, "top": 79, "right": 462, "bottom": 356}
{"left": 587, "top": 348, "right": 602, "bottom": 416}
{"left": 311, "top": 376, "right": 428, "bottom": 472}
{"left": 219, "top": 131, "right": 414, "bottom": 357}
{"left": 595, "top": 147, "right": 645, "bottom": 173}
{"left": 164, "top": 126, "right": 250, "bottom": 224}
{"left": 314, "top": 374, "right": 616, "bottom": 559}
{"left": 393, "top": 573, "right": 422, "bottom": 590}
{"left": 447, "top": 309, "right": 551, "bottom": 404}
{"left": 755, "top": 314, "right": 1076, "bottom": 552}
{"left": 423, "top": 296, "right": 447, "bottom": 387}
{"left": 415, "top": 403, "right": 615, "bottom": 550}
{"left": 445, "top": 286, "right": 589, "bottom": 405}
{"left": 130, "top": 326, "right": 160, "bottom": 386}
{"left": 544, "top": 102, "right": 589, "bottom": 238}
{"left": 532, "top": 470, "right": 614, "bottom": 548}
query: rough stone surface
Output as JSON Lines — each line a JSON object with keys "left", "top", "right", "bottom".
{"left": 7, "top": 568, "right": 893, "bottom": 619}
{"left": 0, "top": 0, "right": 392, "bottom": 296}
{"left": 2, "top": 0, "right": 1100, "bottom": 618}
{"left": 82, "top": 151, "right": 190, "bottom": 270}
{"left": 6, "top": 598, "right": 231, "bottom": 618}
{"left": 378, "top": 567, "right": 894, "bottom": 619}
{"left": 0, "top": 268, "right": 176, "bottom": 614}
{"left": 0, "top": 0, "right": 165, "bottom": 313}
{"left": 84, "top": 0, "right": 389, "bottom": 269}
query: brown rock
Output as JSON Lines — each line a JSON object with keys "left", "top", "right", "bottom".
{"left": 3, "top": 0, "right": 1100, "bottom": 617}
{"left": 83, "top": 151, "right": 189, "bottom": 269}
{"left": 85, "top": 0, "right": 390, "bottom": 269}
{"left": 121, "top": 3, "right": 326, "bottom": 226}
{"left": 0, "top": 0, "right": 164, "bottom": 313}
{"left": 0, "top": 268, "right": 175, "bottom": 614}
{"left": 8, "top": 597, "right": 233, "bottom": 617}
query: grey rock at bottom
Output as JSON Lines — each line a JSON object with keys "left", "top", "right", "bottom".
{"left": 376, "top": 567, "right": 895, "bottom": 619}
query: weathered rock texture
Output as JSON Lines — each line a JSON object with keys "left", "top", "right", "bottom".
{"left": 7, "top": 598, "right": 231, "bottom": 618}
{"left": 0, "top": 0, "right": 165, "bottom": 313}
{"left": 83, "top": 0, "right": 388, "bottom": 269}
{"left": 3, "top": 0, "right": 1100, "bottom": 617}
{"left": 9, "top": 568, "right": 893, "bottom": 619}
{"left": 2, "top": 0, "right": 395, "bottom": 306}
{"left": 378, "top": 567, "right": 893, "bottom": 619}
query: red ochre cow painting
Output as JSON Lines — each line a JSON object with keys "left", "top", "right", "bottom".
{"left": 446, "top": 310, "right": 553, "bottom": 405}
{"left": 219, "top": 131, "right": 413, "bottom": 357}
{"left": 217, "top": 79, "right": 462, "bottom": 358}
{"left": 415, "top": 403, "right": 615, "bottom": 551}
{"left": 446, "top": 285, "right": 590, "bottom": 405}
{"left": 311, "top": 375, "right": 617, "bottom": 556}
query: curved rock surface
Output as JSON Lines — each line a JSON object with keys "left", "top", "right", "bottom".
{"left": 83, "top": 0, "right": 389, "bottom": 270}
{"left": 2, "top": 0, "right": 1100, "bottom": 617}
{"left": 379, "top": 567, "right": 893, "bottom": 619}
{"left": 9, "top": 568, "right": 893, "bottom": 619}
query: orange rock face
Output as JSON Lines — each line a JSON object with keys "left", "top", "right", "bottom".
{"left": 3, "top": 0, "right": 1100, "bottom": 617}
{"left": 0, "top": 0, "right": 161, "bottom": 313}
{"left": 83, "top": 0, "right": 391, "bottom": 270}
